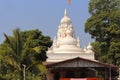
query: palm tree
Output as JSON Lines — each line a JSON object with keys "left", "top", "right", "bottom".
{"left": 2, "top": 28, "right": 49, "bottom": 80}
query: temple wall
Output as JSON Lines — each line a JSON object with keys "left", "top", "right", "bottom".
{"left": 47, "top": 53, "right": 95, "bottom": 62}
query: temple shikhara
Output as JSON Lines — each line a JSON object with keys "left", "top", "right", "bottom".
{"left": 47, "top": 9, "right": 94, "bottom": 62}
{"left": 45, "top": 9, "right": 120, "bottom": 80}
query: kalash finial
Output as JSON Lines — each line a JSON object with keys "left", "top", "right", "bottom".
{"left": 64, "top": 8, "right": 68, "bottom": 16}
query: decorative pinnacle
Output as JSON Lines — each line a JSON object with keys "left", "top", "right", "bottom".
{"left": 64, "top": 9, "right": 68, "bottom": 16}
{"left": 77, "top": 36, "right": 80, "bottom": 41}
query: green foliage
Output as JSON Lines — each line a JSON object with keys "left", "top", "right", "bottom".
{"left": 85, "top": 0, "right": 120, "bottom": 78}
{"left": 85, "top": 0, "right": 120, "bottom": 65}
{"left": 91, "top": 42, "right": 109, "bottom": 62}
{"left": 0, "top": 28, "right": 52, "bottom": 79}
{"left": 108, "top": 42, "right": 120, "bottom": 65}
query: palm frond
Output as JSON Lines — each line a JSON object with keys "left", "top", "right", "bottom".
{"left": 13, "top": 28, "right": 22, "bottom": 56}
{"left": 4, "top": 33, "right": 17, "bottom": 55}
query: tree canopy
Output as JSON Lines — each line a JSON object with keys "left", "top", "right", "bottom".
{"left": 85, "top": 0, "right": 120, "bottom": 65}
{"left": 85, "top": 0, "right": 120, "bottom": 79}
{"left": 0, "top": 28, "right": 52, "bottom": 80}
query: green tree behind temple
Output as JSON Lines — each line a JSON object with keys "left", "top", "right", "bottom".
{"left": 0, "top": 28, "right": 52, "bottom": 80}
{"left": 85, "top": 0, "right": 120, "bottom": 66}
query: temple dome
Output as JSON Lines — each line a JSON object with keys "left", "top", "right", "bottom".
{"left": 60, "top": 36, "right": 77, "bottom": 45}
{"left": 61, "top": 16, "right": 71, "bottom": 24}
{"left": 87, "top": 43, "right": 93, "bottom": 50}
{"left": 60, "top": 28, "right": 76, "bottom": 45}
{"left": 60, "top": 9, "right": 71, "bottom": 24}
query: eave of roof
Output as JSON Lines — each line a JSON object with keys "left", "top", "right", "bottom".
{"left": 46, "top": 57, "right": 119, "bottom": 69}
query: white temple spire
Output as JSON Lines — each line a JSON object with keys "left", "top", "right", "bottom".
{"left": 64, "top": 9, "right": 67, "bottom": 16}
{"left": 53, "top": 36, "right": 57, "bottom": 47}
{"left": 77, "top": 36, "right": 81, "bottom": 48}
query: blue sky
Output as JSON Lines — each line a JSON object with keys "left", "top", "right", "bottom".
{"left": 0, "top": 0, "right": 94, "bottom": 47}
